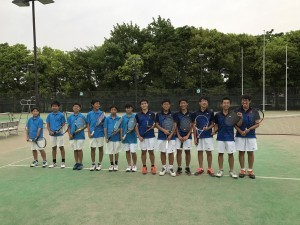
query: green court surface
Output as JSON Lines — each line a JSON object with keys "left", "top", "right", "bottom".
{"left": 1, "top": 112, "right": 300, "bottom": 225}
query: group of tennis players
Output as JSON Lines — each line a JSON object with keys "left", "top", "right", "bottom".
{"left": 26, "top": 94, "right": 259, "bottom": 179}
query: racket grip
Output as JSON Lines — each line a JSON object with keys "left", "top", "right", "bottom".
{"left": 90, "top": 131, "right": 94, "bottom": 136}
{"left": 165, "top": 141, "right": 169, "bottom": 150}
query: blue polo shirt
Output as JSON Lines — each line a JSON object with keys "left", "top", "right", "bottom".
{"left": 173, "top": 111, "right": 193, "bottom": 140}
{"left": 67, "top": 113, "right": 86, "bottom": 140}
{"left": 192, "top": 109, "right": 214, "bottom": 139}
{"left": 122, "top": 113, "right": 137, "bottom": 144}
{"left": 86, "top": 110, "right": 105, "bottom": 138}
{"left": 135, "top": 111, "right": 156, "bottom": 139}
{"left": 214, "top": 111, "right": 234, "bottom": 141}
{"left": 235, "top": 107, "right": 257, "bottom": 138}
{"left": 27, "top": 116, "right": 44, "bottom": 139}
{"left": 46, "top": 111, "right": 66, "bottom": 137}
{"left": 155, "top": 111, "right": 176, "bottom": 141}
{"left": 104, "top": 115, "right": 121, "bottom": 142}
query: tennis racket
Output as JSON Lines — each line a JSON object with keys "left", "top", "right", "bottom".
{"left": 71, "top": 117, "right": 87, "bottom": 137}
{"left": 195, "top": 115, "right": 209, "bottom": 145}
{"left": 162, "top": 115, "right": 175, "bottom": 150}
{"left": 29, "top": 137, "right": 47, "bottom": 148}
{"left": 53, "top": 123, "right": 68, "bottom": 135}
{"left": 91, "top": 113, "right": 105, "bottom": 136}
{"left": 179, "top": 116, "right": 191, "bottom": 148}
{"left": 247, "top": 108, "right": 264, "bottom": 128}
{"left": 224, "top": 110, "right": 241, "bottom": 126}
{"left": 140, "top": 116, "right": 155, "bottom": 138}
{"left": 123, "top": 117, "right": 136, "bottom": 140}
{"left": 108, "top": 118, "right": 122, "bottom": 140}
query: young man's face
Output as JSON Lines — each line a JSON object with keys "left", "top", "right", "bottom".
{"left": 32, "top": 109, "right": 39, "bottom": 117}
{"left": 73, "top": 105, "right": 81, "bottom": 113}
{"left": 179, "top": 101, "right": 188, "bottom": 110}
{"left": 199, "top": 99, "right": 208, "bottom": 109}
{"left": 221, "top": 100, "right": 230, "bottom": 110}
{"left": 125, "top": 107, "right": 133, "bottom": 114}
{"left": 92, "top": 102, "right": 100, "bottom": 110}
{"left": 162, "top": 102, "right": 171, "bottom": 112}
{"left": 241, "top": 98, "right": 250, "bottom": 109}
{"left": 110, "top": 107, "right": 117, "bottom": 116}
{"left": 140, "top": 101, "right": 148, "bottom": 111}
{"left": 51, "top": 104, "right": 59, "bottom": 112}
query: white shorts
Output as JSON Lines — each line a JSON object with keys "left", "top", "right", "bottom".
{"left": 196, "top": 138, "right": 214, "bottom": 151}
{"left": 217, "top": 141, "right": 236, "bottom": 154}
{"left": 157, "top": 140, "right": 176, "bottom": 153}
{"left": 50, "top": 136, "right": 64, "bottom": 148}
{"left": 30, "top": 141, "right": 44, "bottom": 151}
{"left": 69, "top": 139, "right": 85, "bottom": 151}
{"left": 175, "top": 138, "right": 192, "bottom": 150}
{"left": 123, "top": 143, "right": 138, "bottom": 153}
{"left": 106, "top": 141, "right": 121, "bottom": 154}
{"left": 235, "top": 137, "right": 257, "bottom": 152}
{"left": 90, "top": 137, "right": 104, "bottom": 148}
{"left": 139, "top": 137, "right": 156, "bottom": 151}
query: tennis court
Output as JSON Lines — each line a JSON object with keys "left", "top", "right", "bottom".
{"left": 0, "top": 111, "right": 300, "bottom": 225}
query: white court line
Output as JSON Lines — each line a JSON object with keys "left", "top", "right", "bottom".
{"left": 4, "top": 164, "right": 300, "bottom": 181}
{"left": 0, "top": 145, "right": 28, "bottom": 154}
{"left": 0, "top": 156, "right": 34, "bottom": 169}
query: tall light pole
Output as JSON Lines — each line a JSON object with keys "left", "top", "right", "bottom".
{"left": 199, "top": 53, "right": 204, "bottom": 94}
{"left": 262, "top": 30, "right": 266, "bottom": 111}
{"left": 12, "top": 0, "right": 55, "bottom": 108}
{"left": 241, "top": 47, "right": 244, "bottom": 95}
{"left": 285, "top": 45, "right": 288, "bottom": 112}
{"left": 132, "top": 57, "right": 141, "bottom": 109}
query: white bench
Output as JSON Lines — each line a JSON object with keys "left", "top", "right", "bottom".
{"left": 0, "top": 121, "right": 19, "bottom": 137}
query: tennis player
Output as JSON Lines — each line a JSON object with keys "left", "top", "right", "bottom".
{"left": 104, "top": 105, "right": 122, "bottom": 172}
{"left": 26, "top": 107, "right": 47, "bottom": 168}
{"left": 155, "top": 99, "right": 176, "bottom": 177}
{"left": 121, "top": 103, "right": 138, "bottom": 172}
{"left": 46, "top": 100, "right": 66, "bottom": 168}
{"left": 174, "top": 98, "right": 193, "bottom": 175}
{"left": 192, "top": 96, "right": 215, "bottom": 176}
{"left": 67, "top": 103, "right": 86, "bottom": 170}
{"left": 214, "top": 97, "right": 242, "bottom": 179}
{"left": 235, "top": 94, "right": 259, "bottom": 179}
{"left": 87, "top": 100, "right": 105, "bottom": 171}
{"left": 135, "top": 99, "right": 157, "bottom": 175}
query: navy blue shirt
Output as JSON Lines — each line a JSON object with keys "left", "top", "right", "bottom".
{"left": 27, "top": 116, "right": 44, "bottom": 139}
{"left": 192, "top": 109, "right": 214, "bottom": 139}
{"left": 173, "top": 111, "right": 193, "bottom": 140}
{"left": 214, "top": 111, "right": 234, "bottom": 141}
{"left": 46, "top": 111, "right": 66, "bottom": 136}
{"left": 155, "top": 111, "right": 176, "bottom": 141}
{"left": 135, "top": 111, "right": 156, "bottom": 139}
{"left": 235, "top": 107, "right": 257, "bottom": 138}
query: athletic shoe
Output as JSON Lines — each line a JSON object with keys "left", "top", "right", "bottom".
{"left": 96, "top": 163, "right": 102, "bottom": 171}
{"left": 89, "top": 163, "right": 96, "bottom": 171}
{"left": 48, "top": 163, "right": 57, "bottom": 168}
{"left": 229, "top": 171, "right": 238, "bottom": 179}
{"left": 42, "top": 161, "right": 48, "bottom": 168}
{"left": 132, "top": 165, "right": 137, "bottom": 172}
{"left": 151, "top": 166, "right": 157, "bottom": 175}
{"left": 239, "top": 169, "right": 246, "bottom": 178}
{"left": 109, "top": 165, "right": 114, "bottom": 172}
{"left": 126, "top": 166, "right": 131, "bottom": 172}
{"left": 142, "top": 166, "right": 147, "bottom": 175}
{"left": 185, "top": 167, "right": 191, "bottom": 176}
{"left": 77, "top": 163, "right": 83, "bottom": 170}
{"left": 194, "top": 168, "right": 204, "bottom": 176}
{"left": 176, "top": 167, "right": 183, "bottom": 175}
{"left": 30, "top": 160, "right": 38, "bottom": 167}
{"left": 73, "top": 163, "right": 79, "bottom": 170}
{"left": 114, "top": 165, "right": 119, "bottom": 171}
{"left": 169, "top": 168, "right": 176, "bottom": 177}
{"left": 216, "top": 170, "right": 224, "bottom": 178}
{"left": 247, "top": 170, "right": 256, "bottom": 179}
{"left": 207, "top": 168, "right": 215, "bottom": 177}
{"left": 61, "top": 162, "right": 66, "bottom": 169}
{"left": 159, "top": 167, "right": 166, "bottom": 176}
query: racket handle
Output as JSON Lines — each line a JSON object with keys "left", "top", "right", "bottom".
{"left": 180, "top": 141, "right": 183, "bottom": 149}
{"left": 165, "top": 140, "right": 169, "bottom": 150}
{"left": 90, "top": 131, "right": 94, "bottom": 136}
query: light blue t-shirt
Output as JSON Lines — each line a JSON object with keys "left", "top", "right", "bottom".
{"left": 121, "top": 113, "right": 137, "bottom": 144}
{"left": 86, "top": 110, "right": 105, "bottom": 138}
{"left": 104, "top": 115, "right": 121, "bottom": 142}
{"left": 27, "top": 116, "right": 43, "bottom": 139}
{"left": 67, "top": 113, "right": 86, "bottom": 140}
{"left": 46, "top": 111, "right": 66, "bottom": 136}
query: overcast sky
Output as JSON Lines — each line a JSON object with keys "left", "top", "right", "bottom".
{"left": 1, "top": 0, "right": 299, "bottom": 51}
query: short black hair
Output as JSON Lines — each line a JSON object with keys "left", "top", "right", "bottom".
{"left": 161, "top": 99, "right": 171, "bottom": 105}
{"left": 124, "top": 103, "right": 134, "bottom": 109}
{"left": 91, "top": 99, "right": 100, "bottom": 105}
{"left": 221, "top": 97, "right": 231, "bottom": 103}
{"left": 109, "top": 105, "right": 118, "bottom": 111}
{"left": 31, "top": 107, "right": 39, "bottom": 112}
{"left": 51, "top": 100, "right": 60, "bottom": 107}
{"left": 241, "top": 94, "right": 252, "bottom": 101}
{"left": 73, "top": 102, "right": 81, "bottom": 108}
{"left": 199, "top": 96, "right": 208, "bottom": 102}
{"left": 139, "top": 99, "right": 149, "bottom": 105}
{"left": 178, "top": 98, "right": 188, "bottom": 104}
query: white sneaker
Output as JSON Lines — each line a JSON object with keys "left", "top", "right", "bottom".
{"left": 126, "top": 166, "right": 131, "bottom": 172}
{"left": 114, "top": 165, "right": 119, "bottom": 171}
{"left": 42, "top": 161, "right": 48, "bottom": 168}
{"left": 216, "top": 170, "right": 224, "bottom": 177}
{"left": 229, "top": 171, "right": 238, "bottom": 179}
{"left": 159, "top": 167, "right": 167, "bottom": 176}
{"left": 132, "top": 165, "right": 137, "bottom": 172}
{"left": 109, "top": 165, "right": 114, "bottom": 172}
{"left": 89, "top": 163, "right": 96, "bottom": 171}
{"left": 48, "top": 163, "right": 57, "bottom": 168}
{"left": 96, "top": 163, "right": 102, "bottom": 171}
{"left": 169, "top": 168, "right": 176, "bottom": 177}
{"left": 61, "top": 162, "right": 65, "bottom": 168}
{"left": 30, "top": 160, "right": 38, "bottom": 167}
